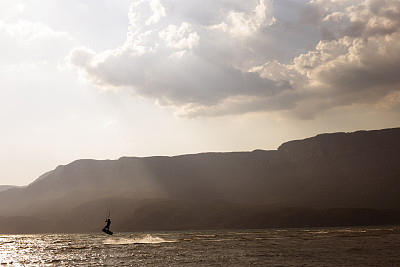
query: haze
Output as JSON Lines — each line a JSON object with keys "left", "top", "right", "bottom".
{"left": 1, "top": 0, "right": 399, "bottom": 186}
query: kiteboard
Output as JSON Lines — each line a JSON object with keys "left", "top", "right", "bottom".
{"left": 102, "top": 228, "right": 113, "bottom": 235}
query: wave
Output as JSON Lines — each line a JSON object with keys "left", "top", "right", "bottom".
{"left": 103, "top": 234, "right": 176, "bottom": 245}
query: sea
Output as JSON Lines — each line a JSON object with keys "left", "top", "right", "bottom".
{"left": 0, "top": 226, "right": 399, "bottom": 266}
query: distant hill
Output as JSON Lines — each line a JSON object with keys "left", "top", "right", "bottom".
{"left": 0, "top": 185, "right": 19, "bottom": 192}
{"left": 0, "top": 127, "right": 399, "bottom": 234}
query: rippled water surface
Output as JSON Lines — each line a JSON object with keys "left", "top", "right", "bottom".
{"left": 1, "top": 226, "right": 399, "bottom": 266}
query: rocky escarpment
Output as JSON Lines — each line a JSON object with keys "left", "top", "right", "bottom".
{"left": 276, "top": 128, "right": 400, "bottom": 209}
{"left": 0, "top": 127, "right": 399, "bottom": 233}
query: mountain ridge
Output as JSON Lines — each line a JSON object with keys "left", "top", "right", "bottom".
{"left": 1, "top": 127, "right": 399, "bottom": 233}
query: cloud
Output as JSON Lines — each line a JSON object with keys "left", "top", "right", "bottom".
{"left": 68, "top": 0, "right": 286, "bottom": 113}
{"left": 0, "top": 19, "right": 71, "bottom": 44}
{"left": 250, "top": 0, "right": 400, "bottom": 119}
{"left": 69, "top": 0, "right": 400, "bottom": 119}
{"left": 159, "top": 22, "right": 199, "bottom": 50}
{"left": 0, "top": 0, "right": 25, "bottom": 20}
{"left": 295, "top": 0, "right": 400, "bottom": 117}
{"left": 210, "top": 0, "right": 275, "bottom": 36}
{"left": 0, "top": 18, "right": 73, "bottom": 65}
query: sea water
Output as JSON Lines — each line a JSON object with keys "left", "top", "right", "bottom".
{"left": 0, "top": 226, "right": 399, "bottom": 266}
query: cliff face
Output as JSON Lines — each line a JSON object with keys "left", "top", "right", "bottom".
{"left": 277, "top": 128, "right": 400, "bottom": 209}
{"left": 0, "top": 127, "right": 399, "bottom": 233}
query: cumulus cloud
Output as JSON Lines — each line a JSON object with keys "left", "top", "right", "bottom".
{"left": 69, "top": 0, "right": 400, "bottom": 119}
{"left": 252, "top": 0, "right": 400, "bottom": 118}
{"left": 0, "top": 16, "right": 73, "bottom": 65}
{"left": 69, "top": 0, "right": 286, "bottom": 114}
{"left": 159, "top": 22, "right": 199, "bottom": 51}
{"left": 210, "top": 0, "right": 275, "bottom": 36}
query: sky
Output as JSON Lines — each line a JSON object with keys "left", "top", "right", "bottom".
{"left": 1, "top": 0, "right": 399, "bottom": 186}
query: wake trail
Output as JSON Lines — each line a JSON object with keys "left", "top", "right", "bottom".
{"left": 103, "top": 234, "right": 176, "bottom": 245}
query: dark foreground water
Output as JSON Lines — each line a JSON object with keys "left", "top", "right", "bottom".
{"left": 1, "top": 226, "right": 399, "bottom": 266}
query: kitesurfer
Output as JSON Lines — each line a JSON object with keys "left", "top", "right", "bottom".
{"left": 104, "top": 218, "right": 111, "bottom": 230}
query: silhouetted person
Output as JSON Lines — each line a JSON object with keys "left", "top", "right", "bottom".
{"left": 104, "top": 218, "right": 111, "bottom": 230}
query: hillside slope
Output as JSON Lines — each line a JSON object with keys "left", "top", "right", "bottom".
{"left": 0, "top": 127, "right": 399, "bottom": 233}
